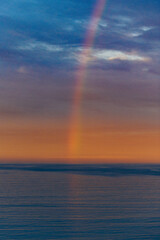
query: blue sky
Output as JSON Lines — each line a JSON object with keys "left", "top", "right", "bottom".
{"left": 0, "top": 0, "right": 160, "bottom": 124}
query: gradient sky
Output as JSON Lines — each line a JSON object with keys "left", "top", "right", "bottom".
{"left": 0, "top": 0, "right": 160, "bottom": 162}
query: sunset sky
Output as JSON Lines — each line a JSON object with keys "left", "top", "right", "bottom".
{"left": 0, "top": 0, "right": 160, "bottom": 163}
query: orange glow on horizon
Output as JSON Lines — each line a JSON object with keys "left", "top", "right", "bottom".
{"left": 0, "top": 119, "right": 159, "bottom": 163}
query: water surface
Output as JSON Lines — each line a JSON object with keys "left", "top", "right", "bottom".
{"left": 0, "top": 164, "right": 159, "bottom": 239}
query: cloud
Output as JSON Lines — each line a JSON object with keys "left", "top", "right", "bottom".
{"left": 74, "top": 48, "right": 151, "bottom": 64}
{"left": 141, "top": 26, "right": 154, "bottom": 32}
{"left": 126, "top": 26, "right": 155, "bottom": 38}
{"left": 91, "top": 49, "right": 151, "bottom": 62}
{"left": 17, "top": 41, "right": 64, "bottom": 52}
{"left": 0, "top": 164, "right": 160, "bottom": 177}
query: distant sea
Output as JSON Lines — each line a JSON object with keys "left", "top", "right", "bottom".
{"left": 0, "top": 164, "right": 160, "bottom": 239}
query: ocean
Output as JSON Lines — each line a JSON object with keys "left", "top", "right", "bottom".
{"left": 0, "top": 164, "right": 159, "bottom": 239}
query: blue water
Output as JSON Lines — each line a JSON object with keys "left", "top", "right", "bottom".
{"left": 0, "top": 164, "right": 160, "bottom": 239}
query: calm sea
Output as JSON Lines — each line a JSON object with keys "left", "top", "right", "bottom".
{"left": 0, "top": 164, "right": 159, "bottom": 239}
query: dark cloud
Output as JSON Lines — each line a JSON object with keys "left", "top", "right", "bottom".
{"left": 88, "top": 59, "right": 132, "bottom": 71}
{"left": 0, "top": 164, "right": 160, "bottom": 177}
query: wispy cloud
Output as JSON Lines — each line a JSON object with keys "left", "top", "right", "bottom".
{"left": 17, "top": 41, "right": 63, "bottom": 52}
{"left": 127, "top": 26, "right": 155, "bottom": 38}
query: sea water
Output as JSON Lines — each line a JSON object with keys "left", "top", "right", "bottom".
{"left": 0, "top": 164, "right": 159, "bottom": 239}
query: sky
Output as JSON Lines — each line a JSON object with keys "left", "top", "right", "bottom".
{"left": 0, "top": 0, "right": 160, "bottom": 163}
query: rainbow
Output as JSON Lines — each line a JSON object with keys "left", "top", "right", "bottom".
{"left": 68, "top": 0, "right": 107, "bottom": 157}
